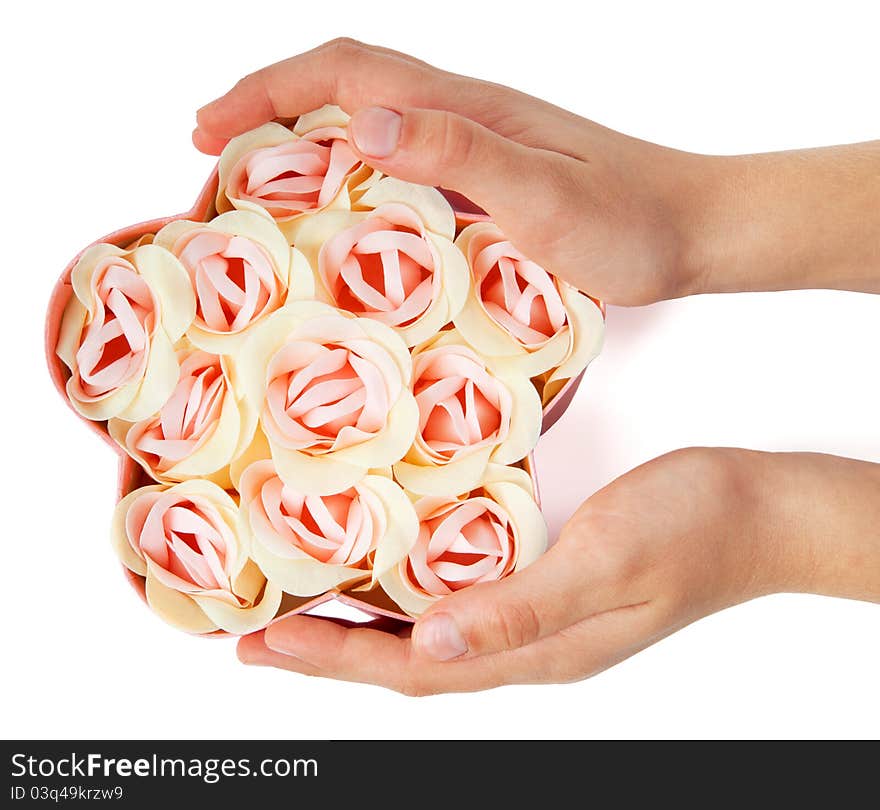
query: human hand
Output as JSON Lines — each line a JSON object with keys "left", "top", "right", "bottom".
{"left": 200, "top": 41, "right": 880, "bottom": 693}
{"left": 194, "top": 40, "right": 880, "bottom": 303}
{"left": 238, "top": 448, "right": 880, "bottom": 694}
{"left": 193, "top": 39, "right": 714, "bottom": 306}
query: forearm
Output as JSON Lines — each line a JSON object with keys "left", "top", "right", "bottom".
{"left": 747, "top": 450, "right": 880, "bottom": 603}
{"left": 678, "top": 142, "right": 880, "bottom": 296}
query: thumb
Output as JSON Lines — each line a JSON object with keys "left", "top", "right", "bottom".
{"left": 347, "top": 105, "right": 557, "bottom": 218}
{"left": 410, "top": 537, "right": 612, "bottom": 661}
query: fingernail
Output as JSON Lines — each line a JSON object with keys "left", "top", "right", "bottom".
{"left": 237, "top": 634, "right": 269, "bottom": 665}
{"left": 263, "top": 625, "right": 296, "bottom": 656}
{"left": 350, "top": 107, "right": 402, "bottom": 158}
{"left": 414, "top": 613, "right": 468, "bottom": 661}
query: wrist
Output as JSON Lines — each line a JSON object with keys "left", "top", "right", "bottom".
{"left": 627, "top": 146, "right": 741, "bottom": 301}
{"left": 669, "top": 143, "right": 880, "bottom": 297}
{"left": 661, "top": 152, "right": 743, "bottom": 298}
{"left": 744, "top": 451, "right": 880, "bottom": 602}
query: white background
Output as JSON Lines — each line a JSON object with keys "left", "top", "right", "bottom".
{"left": 2, "top": 0, "right": 878, "bottom": 739}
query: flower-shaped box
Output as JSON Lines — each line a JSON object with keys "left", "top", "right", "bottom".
{"left": 45, "top": 108, "right": 604, "bottom": 636}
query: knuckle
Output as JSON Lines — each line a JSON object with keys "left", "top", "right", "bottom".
{"left": 396, "top": 675, "right": 432, "bottom": 698}
{"left": 561, "top": 505, "right": 640, "bottom": 590}
{"left": 668, "top": 447, "right": 742, "bottom": 493}
{"left": 394, "top": 650, "right": 435, "bottom": 698}
{"left": 326, "top": 37, "right": 368, "bottom": 58}
{"left": 322, "top": 39, "right": 373, "bottom": 105}
{"left": 238, "top": 68, "right": 278, "bottom": 117}
{"left": 296, "top": 668, "right": 321, "bottom": 680}
{"left": 325, "top": 38, "right": 373, "bottom": 76}
{"left": 428, "top": 110, "right": 475, "bottom": 169}
{"left": 543, "top": 154, "right": 585, "bottom": 214}
{"left": 234, "top": 70, "right": 262, "bottom": 93}
{"left": 549, "top": 661, "right": 588, "bottom": 685}
{"left": 483, "top": 600, "right": 542, "bottom": 652}
{"left": 558, "top": 159, "right": 586, "bottom": 203}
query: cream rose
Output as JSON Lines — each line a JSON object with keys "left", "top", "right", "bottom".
{"left": 380, "top": 463, "right": 546, "bottom": 616}
{"left": 238, "top": 459, "right": 418, "bottom": 596}
{"left": 453, "top": 222, "right": 604, "bottom": 403}
{"left": 154, "top": 210, "right": 313, "bottom": 354}
{"left": 111, "top": 480, "right": 281, "bottom": 634}
{"left": 108, "top": 347, "right": 257, "bottom": 487}
{"left": 56, "top": 242, "right": 195, "bottom": 422}
{"left": 393, "top": 330, "right": 542, "bottom": 496}
{"left": 236, "top": 301, "right": 419, "bottom": 495}
{"left": 293, "top": 178, "right": 469, "bottom": 347}
{"left": 216, "top": 105, "right": 378, "bottom": 240}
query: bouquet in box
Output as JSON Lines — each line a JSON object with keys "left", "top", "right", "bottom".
{"left": 46, "top": 105, "right": 605, "bottom": 636}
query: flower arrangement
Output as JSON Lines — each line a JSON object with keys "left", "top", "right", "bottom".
{"left": 47, "top": 105, "right": 605, "bottom": 635}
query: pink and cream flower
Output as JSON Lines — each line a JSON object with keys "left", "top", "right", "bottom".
{"left": 108, "top": 347, "right": 257, "bottom": 487}
{"left": 111, "top": 480, "right": 282, "bottom": 634}
{"left": 56, "top": 242, "right": 195, "bottom": 422}
{"left": 294, "top": 178, "right": 469, "bottom": 347}
{"left": 393, "top": 330, "right": 542, "bottom": 496}
{"left": 380, "top": 464, "right": 546, "bottom": 616}
{"left": 154, "top": 210, "right": 313, "bottom": 354}
{"left": 453, "top": 222, "right": 604, "bottom": 403}
{"left": 238, "top": 460, "right": 418, "bottom": 596}
{"left": 236, "top": 301, "right": 419, "bottom": 495}
{"left": 216, "top": 105, "right": 378, "bottom": 241}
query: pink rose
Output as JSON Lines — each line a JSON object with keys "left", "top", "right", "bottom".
{"left": 56, "top": 243, "right": 195, "bottom": 421}
{"left": 393, "top": 331, "right": 542, "bottom": 496}
{"left": 237, "top": 301, "right": 419, "bottom": 495}
{"left": 154, "top": 210, "right": 313, "bottom": 353}
{"left": 454, "top": 222, "right": 604, "bottom": 403}
{"left": 216, "top": 106, "right": 378, "bottom": 239}
{"left": 111, "top": 480, "right": 281, "bottom": 634}
{"left": 294, "top": 178, "right": 469, "bottom": 346}
{"left": 109, "top": 348, "right": 256, "bottom": 486}
{"left": 238, "top": 460, "right": 417, "bottom": 596}
{"left": 225, "top": 137, "right": 356, "bottom": 218}
{"left": 379, "top": 464, "right": 546, "bottom": 616}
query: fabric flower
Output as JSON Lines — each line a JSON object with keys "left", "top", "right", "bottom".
{"left": 453, "top": 222, "right": 604, "bottom": 403}
{"left": 108, "top": 347, "right": 257, "bottom": 487}
{"left": 393, "top": 330, "right": 542, "bottom": 496}
{"left": 238, "top": 459, "right": 418, "bottom": 596}
{"left": 379, "top": 463, "right": 546, "bottom": 616}
{"left": 111, "top": 480, "right": 282, "bottom": 634}
{"left": 153, "top": 210, "right": 313, "bottom": 354}
{"left": 216, "top": 105, "right": 378, "bottom": 241}
{"left": 294, "top": 178, "right": 469, "bottom": 346}
{"left": 236, "top": 300, "right": 419, "bottom": 495}
{"left": 56, "top": 242, "right": 195, "bottom": 421}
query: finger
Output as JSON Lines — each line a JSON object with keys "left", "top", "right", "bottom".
{"left": 191, "top": 127, "right": 228, "bottom": 156}
{"left": 237, "top": 630, "right": 323, "bottom": 675}
{"left": 512, "top": 599, "right": 679, "bottom": 684}
{"left": 246, "top": 600, "right": 667, "bottom": 694}
{"left": 408, "top": 528, "right": 638, "bottom": 661}
{"left": 348, "top": 105, "right": 577, "bottom": 230}
{"left": 237, "top": 630, "right": 324, "bottom": 677}
{"left": 194, "top": 38, "right": 573, "bottom": 152}
{"left": 260, "top": 614, "right": 514, "bottom": 694}
{"left": 195, "top": 40, "right": 472, "bottom": 144}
